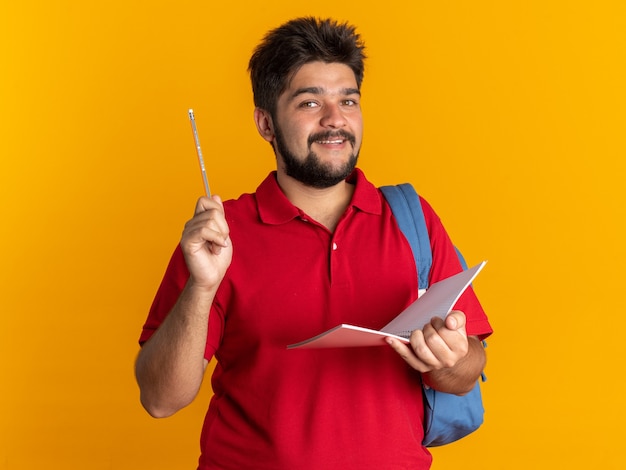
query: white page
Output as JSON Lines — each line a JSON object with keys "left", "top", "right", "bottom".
{"left": 381, "top": 261, "right": 486, "bottom": 336}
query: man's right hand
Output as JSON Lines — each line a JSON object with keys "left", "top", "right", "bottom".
{"left": 180, "top": 195, "right": 233, "bottom": 291}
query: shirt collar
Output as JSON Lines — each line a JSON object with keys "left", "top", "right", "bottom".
{"left": 256, "top": 168, "right": 382, "bottom": 226}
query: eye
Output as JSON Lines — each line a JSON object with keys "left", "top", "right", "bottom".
{"left": 299, "top": 100, "right": 319, "bottom": 109}
{"left": 342, "top": 98, "right": 359, "bottom": 107}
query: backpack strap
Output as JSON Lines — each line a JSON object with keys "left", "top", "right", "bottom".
{"left": 380, "top": 184, "right": 432, "bottom": 291}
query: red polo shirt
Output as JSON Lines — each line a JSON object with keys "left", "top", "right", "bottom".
{"left": 140, "top": 169, "right": 492, "bottom": 469}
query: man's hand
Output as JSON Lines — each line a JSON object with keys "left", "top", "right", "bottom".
{"left": 386, "top": 310, "right": 469, "bottom": 373}
{"left": 181, "top": 195, "right": 233, "bottom": 290}
{"left": 386, "top": 310, "right": 485, "bottom": 394}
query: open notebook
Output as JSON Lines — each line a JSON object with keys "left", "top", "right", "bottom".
{"left": 287, "top": 261, "right": 486, "bottom": 349}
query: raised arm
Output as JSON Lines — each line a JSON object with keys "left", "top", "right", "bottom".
{"left": 135, "top": 196, "right": 233, "bottom": 418}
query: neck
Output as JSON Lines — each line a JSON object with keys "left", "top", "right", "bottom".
{"left": 276, "top": 173, "right": 355, "bottom": 232}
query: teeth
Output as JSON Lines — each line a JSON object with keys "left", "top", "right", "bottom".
{"left": 318, "top": 140, "right": 343, "bottom": 144}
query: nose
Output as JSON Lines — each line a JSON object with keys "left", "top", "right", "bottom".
{"left": 320, "top": 103, "right": 346, "bottom": 129}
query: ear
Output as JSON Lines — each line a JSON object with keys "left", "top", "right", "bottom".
{"left": 254, "top": 108, "right": 275, "bottom": 142}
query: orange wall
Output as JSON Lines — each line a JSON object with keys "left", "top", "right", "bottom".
{"left": 1, "top": 1, "right": 625, "bottom": 468}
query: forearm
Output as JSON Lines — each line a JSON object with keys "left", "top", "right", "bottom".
{"left": 135, "top": 281, "right": 215, "bottom": 418}
{"left": 422, "top": 336, "right": 486, "bottom": 395}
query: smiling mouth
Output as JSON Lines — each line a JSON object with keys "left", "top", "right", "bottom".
{"left": 309, "top": 131, "right": 355, "bottom": 147}
{"left": 316, "top": 138, "right": 344, "bottom": 144}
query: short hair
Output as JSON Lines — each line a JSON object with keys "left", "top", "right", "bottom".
{"left": 248, "top": 17, "right": 366, "bottom": 116}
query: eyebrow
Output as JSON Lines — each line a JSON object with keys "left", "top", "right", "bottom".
{"left": 290, "top": 87, "right": 361, "bottom": 100}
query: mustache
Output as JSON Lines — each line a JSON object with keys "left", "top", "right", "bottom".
{"left": 308, "top": 130, "right": 356, "bottom": 147}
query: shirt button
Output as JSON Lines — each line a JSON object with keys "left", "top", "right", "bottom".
{"left": 332, "top": 242, "right": 338, "bottom": 251}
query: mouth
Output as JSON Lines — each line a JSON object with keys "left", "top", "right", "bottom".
{"left": 316, "top": 138, "right": 345, "bottom": 145}
{"left": 309, "top": 132, "right": 355, "bottom": 147}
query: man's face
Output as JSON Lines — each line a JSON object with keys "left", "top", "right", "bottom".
{"left": 269, "top": 61, "right": 363, "bottom": 188}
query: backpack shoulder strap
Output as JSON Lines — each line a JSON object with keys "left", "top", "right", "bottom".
{"left": 380, "top": 183, "right": 432, "bottom": 290}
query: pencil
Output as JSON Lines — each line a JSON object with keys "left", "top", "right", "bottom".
{"left": 188, "top": 109, "right": 211, "bottom": 197}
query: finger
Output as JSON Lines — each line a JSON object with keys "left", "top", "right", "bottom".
{"left": 194, "top": 194, "right": 224, "bottom": 216}
{"left": 194, "top": 196, "right": 213, "bottom": 215}
{"left": 429, "top": 316, "right": 446, "bottom": 330}
{"left": 423, "top": 319, "right": 459, "bottom": 353}
{"left": 385, "top": 337, "right": 431, "bottom": 373}
{"left": 187, "top": 198, "right": 230, "bottom": 247}
{"left": 421, "top": 321, "right": 469, "bottom": 368}
{"left": 445, "top": 310, "right": 467, "bottom": 331}
{"left": 410, "top": 328, "right": 443, "bottom": 367}
{"left": 185, "top": 222, "right": 230, "bottom": 253}
{"left": 192, "top": 216, "right": 230, "bottom": 247}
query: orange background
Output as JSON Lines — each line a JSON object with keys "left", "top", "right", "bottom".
{"left": 1, "top": 1, "right": 625, "bottom": 468}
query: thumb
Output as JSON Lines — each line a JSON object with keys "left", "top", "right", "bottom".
{"left": 445, "top": 310, "right": 467, "bottom": 331}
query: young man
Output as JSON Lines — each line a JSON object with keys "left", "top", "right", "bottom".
{"left": 136, "top": 17, "right": 492, "bottom": 469}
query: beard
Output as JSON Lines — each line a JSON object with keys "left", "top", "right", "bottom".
{"left": 274, "top": 126, "right": 359, "bottom": 189}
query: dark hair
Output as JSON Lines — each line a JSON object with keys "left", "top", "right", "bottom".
{"left": 248, "top": 17, "right": 366, "bottom": 116}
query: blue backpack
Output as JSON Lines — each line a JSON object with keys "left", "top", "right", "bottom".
{"left": 380, "top": 183, "right": 485, "bottom": 447}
